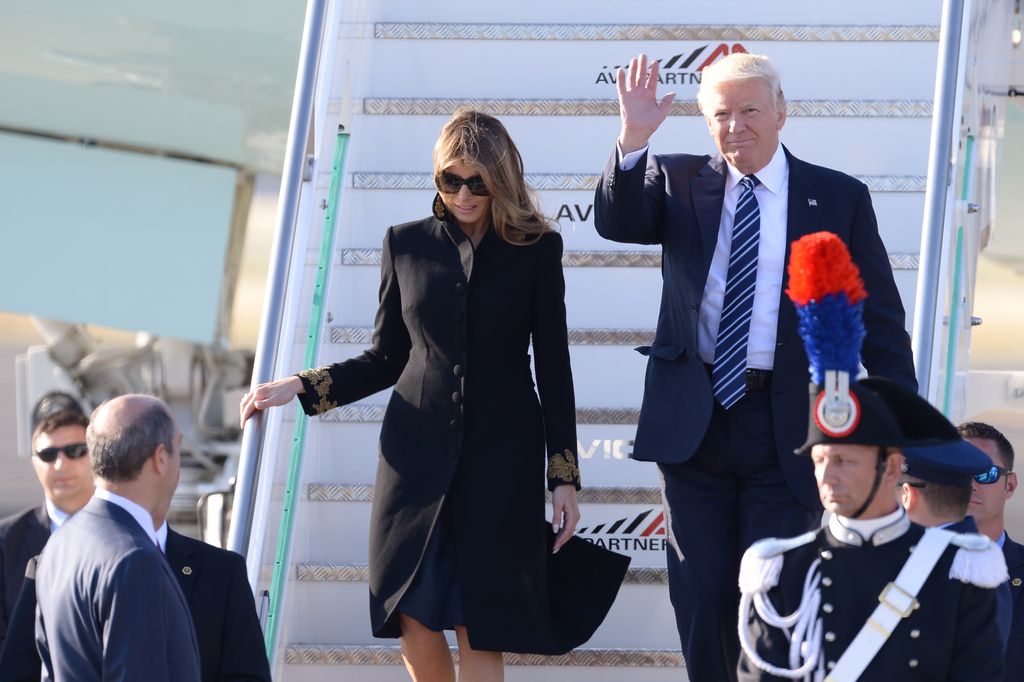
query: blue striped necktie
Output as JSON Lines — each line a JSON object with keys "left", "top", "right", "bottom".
{"left": 712, "top": 174, "right": 761, "bottom": 409}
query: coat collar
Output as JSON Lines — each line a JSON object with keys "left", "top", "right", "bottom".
{"left": 775, "top": 145, "right": 822, "bottom": 341}
{"left": 434, "top": 216, "right": 520, "bottom": 282}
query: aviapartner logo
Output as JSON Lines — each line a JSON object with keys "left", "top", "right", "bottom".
{"left": 576, "top": 507, "right": 668, "bottom": 553}
{"left": 595, "top": 43, "right": 748, "bottom": 85}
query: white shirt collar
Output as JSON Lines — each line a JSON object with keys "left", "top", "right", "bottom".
{"left": 724, "top": 142, "right": 787, "bottom": 196}
{"left": 44, "top": 499, "right": 71, "bottom": 534}
{"left": 998, "top": 530, "right": 1007, "bottom": 548}
{"left": 93, "top": 487, "right": 160, "bottom": 548}
{"left": 830, "top": 507, "right": 908, "bottom": 546}
{"left": 156, "top": 522, "right": 168, "bottom": 553}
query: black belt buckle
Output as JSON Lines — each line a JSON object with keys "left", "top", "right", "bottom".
{"left": 744, "top": 368, "right": 772, "bottom": 392}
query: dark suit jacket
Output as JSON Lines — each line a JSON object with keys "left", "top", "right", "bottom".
{"left": 34, "top": 497, "right": 200, "bottom": 682}
{"left": 0, "top": 529, "right": 270, "bottom": 682}
{"left": 1003, "top": 533, "right": 1024, "bottom": 679}
{"left": 945, "top": 517, "right": 1011, "bottom": 646}
{"left": 164, "top": 529, "right": 270, "bottom": 682}
{"left": 0, "top": 507, "right": 48, "bottom": 650}
{"left": 594, "top": 146, "right": 917, "bottom": 509}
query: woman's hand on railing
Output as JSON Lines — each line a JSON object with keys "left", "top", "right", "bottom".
{"left": 239, "top": 376, "right": 305, "bottom": 427}
{"left": 551, "top": 484, "right": 580, "bottom": 554}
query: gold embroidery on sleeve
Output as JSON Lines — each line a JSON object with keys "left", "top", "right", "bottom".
{"left": 298, "top": 367, "right": 338, "bottom": 414}
{"left": 547, "top": 448, "right": 580, "bottom": 485}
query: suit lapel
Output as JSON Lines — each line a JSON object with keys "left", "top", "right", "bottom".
{"left": 691, "top": 155, "right": 727, "bottom": 270}
{"left": 775, "top": 147, "right": 823, "bottom": 343}
{"left": 1003, "top": 534, "right": 1024, "bottom": 605}
{"left": 26, "top": 505, "right": 50, "bottom": 555}
{"left": 165, "top": 529, "right": 198, "bottom": 602}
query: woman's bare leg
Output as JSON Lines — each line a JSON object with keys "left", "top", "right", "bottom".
{"left": 454, "top": 626, "right": 503, "bottom": 682}
{"left": 400, "top": 614, "right": 456, "bottom": 682}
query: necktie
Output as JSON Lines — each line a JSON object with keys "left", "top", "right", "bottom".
{"left": 712, "top": 174, "right": 761, "bottom": 409}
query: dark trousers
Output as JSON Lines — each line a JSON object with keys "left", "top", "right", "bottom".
{"left": 659, "top": 387, "right": 817, "bottom": 682}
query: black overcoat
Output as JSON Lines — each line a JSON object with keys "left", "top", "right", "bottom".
{"left": 297, "top": 214, "right": 629, "bottom": 653}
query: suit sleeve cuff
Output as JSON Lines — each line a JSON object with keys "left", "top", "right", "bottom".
{"left": 617, "top": 143, "right": 649, "bottom": 172}
{"left": 547, "top": 448, "right": 581, "bottom": 491}
{"left": 295, "top": 367, "right": 338, "bottom": 416}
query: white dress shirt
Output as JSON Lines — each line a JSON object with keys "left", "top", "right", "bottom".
{"left": 618, "top": 142, "right": 789, "bottom": 369}
{"left": 44, "top": 499, "right": 71, "bottom": 534}
{"left": 93, "top": 487, "right": 161, "bottom": 549}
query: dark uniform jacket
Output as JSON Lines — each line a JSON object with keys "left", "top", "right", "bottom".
{"left": 1004, "top": 533, "right": 1024, "bottom": 679}
{"left": 296, "top": 215, "right": 629, "bottom": 653}
{"left": 738, "top": 517, "right": 1004, "bottom": 681}
{"left": 594, "top": 146, "right": 917, "bottom": 510}
{"left": 0, "top": 507, "right": 47, "bottom": 651}
{"left": 0, "top": 528, "right": 270, "bottom": 682}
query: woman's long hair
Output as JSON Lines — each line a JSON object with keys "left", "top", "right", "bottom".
{"left": 433, "top": 108, "right": 551, "bottom": 245}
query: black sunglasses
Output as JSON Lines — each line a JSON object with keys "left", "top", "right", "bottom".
{"left": 974, "top": 465, "right": 1013, "bottom": 485}
{"left": 34, "top": 443, "right": 89, "bottom": 463}
{"left": 436, "top": 171, "right": 489, "bottom": 196}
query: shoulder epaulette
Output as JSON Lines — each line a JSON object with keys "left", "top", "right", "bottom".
{"left": 948, "top": 532, "right": 1008, "bottom": 588}
{"left": 739, "top": 530, "right": 817, "bottom": 594}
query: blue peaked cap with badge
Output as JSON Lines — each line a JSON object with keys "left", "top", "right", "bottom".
{"left": 859, "top": 377, "right": 992, "bottom": 487}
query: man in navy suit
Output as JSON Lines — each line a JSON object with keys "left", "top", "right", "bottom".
{"left": 958, "top": 421, "right": 1024, "bottom": 674}
{"left": 594, "top": 52, "right": 917, "bottom": 681}
{"left": 34, "top": 395, "right": 201, "bottom": 681}
{"left": 0, "top": 403, "right": 93, "bottom": 652}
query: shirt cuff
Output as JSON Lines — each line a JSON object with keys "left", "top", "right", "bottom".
{"left": 617, "top": 142, "right": 649, "bottom": 172}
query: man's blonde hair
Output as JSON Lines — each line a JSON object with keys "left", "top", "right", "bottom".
{"left": 697, "top": 53, "right": 785, "bottom": 112}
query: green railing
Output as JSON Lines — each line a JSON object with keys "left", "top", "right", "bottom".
{"left": 940, "top": 133, "right": 973, "bottom": 417}
{"left": 264, "top": 127, "right": 350, "bottom": 662}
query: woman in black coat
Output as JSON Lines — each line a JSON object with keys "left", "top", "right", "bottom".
{"left": 241, "top": 109, "right": 629, "bottom": 681}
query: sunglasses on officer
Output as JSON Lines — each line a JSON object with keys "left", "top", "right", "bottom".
{"left": 974, "top": 465, "right": 1013, "bottom": 485}
{"left": 436, "top": 171, "right": 489, "bottom": 197}
{"left": 34, "top": 443, "right": 88, "bottom": 464}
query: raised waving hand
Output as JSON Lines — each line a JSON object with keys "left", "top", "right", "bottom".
{"left": 616, "top": 53, "right": 676, "bottom": 154}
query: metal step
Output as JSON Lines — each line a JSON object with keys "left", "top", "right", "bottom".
{"left": 373, "top": 22, "right": 938, "bottom": 42}
{"left": 285, "top": 644, "right": 683, "bottom": 668}
{"left": 295, "top": 562, "right": 668, "bottom": 585}
{"left": 315, "top": 406, "right": 642, "bottom": 425}
{"left": 324, "top": 327, "right": 656, "bottom": 346}
{"left": 350, "top": 171, "right": 927, "bottom": 193}
{"left": 361, "top": 98, "right": 932, "bottom": 118}
{"left": 307, "top": 484, "right": 660, "bottom": 505}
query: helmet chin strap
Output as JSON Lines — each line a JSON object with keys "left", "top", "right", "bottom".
{"left": 849, "top": 447, "right": 889, "bottom": 520}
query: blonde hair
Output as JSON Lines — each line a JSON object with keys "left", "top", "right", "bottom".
{"left": 697, "top": 53, "right": 786, "bottom": 113}
{"left": 433, "top": 108, "right": 550, "bottom": 245}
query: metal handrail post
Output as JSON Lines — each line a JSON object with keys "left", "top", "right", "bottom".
{"left": 913, "top": 0, "right": 967, "bottom": 399}
{"left": 227, "top": 0, "right": 330, "bottom": 558}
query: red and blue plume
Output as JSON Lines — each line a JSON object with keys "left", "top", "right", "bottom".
{"left": 786, "top": 232, "right": 867, "bottom": 385}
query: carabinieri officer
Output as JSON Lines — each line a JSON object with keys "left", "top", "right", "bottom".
{"left": 736, "top": 233, "right": 1008, "bottom": 681}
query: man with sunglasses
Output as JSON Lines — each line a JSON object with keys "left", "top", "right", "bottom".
{"left": 0, "top": 404, "right": 93, "bottom": 653}
{"left": 958, "top": 421, "right": 1024, "bottom": 675}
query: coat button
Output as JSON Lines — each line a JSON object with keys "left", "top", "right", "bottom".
{"left": 454, "top": 281, "right": 465, "bottom": 294}
{"left": 909, "top": 659, "right": 919, "bottom": 668}
{"left": 820, "top": 550, "right": 833, "bottom": 560}
{"left": 827, "top": 662, "right": 835, "bottom": 670}
{"left": 821, "top": 577, "right": 833, "bottom": 587}
{"left": 1013, "top": 578, "right": 1022, "bottom": 587}
{"left": 824, "top": 632, "right": 836, "bottom": 642}
{"left": 452, "top": 391, "right": 462, "bottom": 404}
{"left": 910, "top": 629, "right": 920, "bottom": 639}
{"left": 822, "top": 603, "right": 833, "bottom": 614}
{"left": 453, "top": 365, "right": 464, "bottom": 377}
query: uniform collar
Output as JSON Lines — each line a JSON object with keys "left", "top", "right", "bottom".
{"left": 828, "top": 507, "right": 910, "bottom": 546}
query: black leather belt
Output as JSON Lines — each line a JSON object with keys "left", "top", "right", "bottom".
{"left": 704, "top": 364, "right": 773, "bottom": 392}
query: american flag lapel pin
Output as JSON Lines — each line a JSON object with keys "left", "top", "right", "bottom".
{"left": 808, "top": 198, "right": 818, "bottom": 207}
